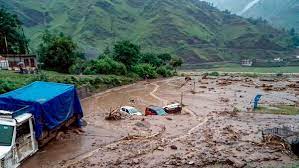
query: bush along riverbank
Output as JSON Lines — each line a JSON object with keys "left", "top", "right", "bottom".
{"left": 0, "top": 70, "right": 139, "bottom": 94}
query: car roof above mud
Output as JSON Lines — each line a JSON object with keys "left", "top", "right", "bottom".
{"left": 147, "top": 106, "right": 163, "bottom": 110}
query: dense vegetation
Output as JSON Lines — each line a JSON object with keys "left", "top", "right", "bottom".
{"left": 73, "top": 40, "right": 177, "bottom": 78}
{"left": 0, "top": 9, "right": 178, "bottom": 94}
{"left": 38, "top": 31, "right": 82, "bottom": 73}
{"left": 1, "top": 0, "right": 297, "bottom": 62}
{"left": 0, "top": 8, "right": 28, "bottom": 54}
{"left": 0, "top": 70, "right": 137, "bottom": 94}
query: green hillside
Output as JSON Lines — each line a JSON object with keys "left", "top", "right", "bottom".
{"left": 204, "top": 0, "right": 252, "bottom": 13}
{"left": 0, "top": 0, "right": 296, "bottom": 63}
{"left": 205, "top": 0, "right": 299, "bottom": 32}
{"left": 243, "top": 0, "right": 299, "bottom": 31}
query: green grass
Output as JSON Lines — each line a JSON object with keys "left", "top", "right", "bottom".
{"left": 0, "top": 70, "right": 138, "bottom": 94}
{"left": 188, "top": 63, "right": 299, "bottom": 73}
{"left": 255, "top": 105, "right": 299, "bottom": 115}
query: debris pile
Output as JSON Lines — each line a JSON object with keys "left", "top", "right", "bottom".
{"left": 261, "top": 83, "right": 274, "bottom": 91}
{"left": 105, "top": 108, "right": 126, "bottom": 120}
{"left": 262, "top": 127, "right": 299, "bottom": 155}
{"left": 223, "top": 125, "right": 241, "bottom": 141}
{"left": 216, "top": 80, "right": 232, "bottom": 86}
{"left": 288, "top": 83, "right": 299, "bottom": 89}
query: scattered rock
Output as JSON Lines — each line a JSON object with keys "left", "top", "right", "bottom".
{"left": 157, "top": 146, "right": 165, "bottom": 151}
{"left": 187, "top": 161, "right": 195, "bottom": 165}
{"left": 135, "top": 122, "right": 147, "bottom": 128}
{"left": 170, "top": 145, "right": 178, "bottom": 150}
{"left": 220, "top": 97, "right": 230, "bottom": 103}
{"left": 132, "top": 159, "right": 140, "bottom": 164}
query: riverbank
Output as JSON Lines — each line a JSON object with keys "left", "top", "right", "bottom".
{"left": 0, "top": 70, "right": 139, "bottom": 94}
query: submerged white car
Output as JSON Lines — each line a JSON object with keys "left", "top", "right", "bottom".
{"left": 120, "top": 106, "right": 143, "bottom": 116}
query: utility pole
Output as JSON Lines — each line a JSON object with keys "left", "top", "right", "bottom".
{"left": 21, "top": 27, "right": 29, "bottom": 54}
{"left": 4, "top": 34, "right": 8, "bottom": 54}
{"left": 110, "top": 15, "right": 115, "bottom": 49}
{"left": 180, "top": 92, "right": 184, "bottom": 106}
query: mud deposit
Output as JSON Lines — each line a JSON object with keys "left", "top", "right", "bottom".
{"left": 22, "top": 76, "right": 299, "bottom": 168}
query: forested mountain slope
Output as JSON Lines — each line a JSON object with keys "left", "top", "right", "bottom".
{"left": 0, "top": 0, "right": 296, "bottom": 63}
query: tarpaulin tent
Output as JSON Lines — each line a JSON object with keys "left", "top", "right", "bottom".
{"left": 0, "top": 81, "right": 83, "bottom": 139}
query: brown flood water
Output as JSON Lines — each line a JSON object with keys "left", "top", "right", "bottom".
{"left": 22, "top": 76, "right": 299, "bottom": 168}
{"left": 22, "top": 80, "right": 169, "bottom": 168}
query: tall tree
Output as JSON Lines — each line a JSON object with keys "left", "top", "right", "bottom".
{"left": 113, "top": 40, "right": 140, "bottom": 68}
{"left": 170, "top": 56, "right": 183, "bottom": 72}
{"left": 38, "top": 31, "right": 80, "bottom": 73}
{"left": 0, "top": 9, "right": 28, "bottom": 54}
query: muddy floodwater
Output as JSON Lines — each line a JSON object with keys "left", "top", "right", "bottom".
{"left": 22, "top": 76, "right": 299, "bottom": 168}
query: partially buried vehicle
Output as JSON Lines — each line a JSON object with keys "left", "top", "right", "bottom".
{"left": 145, "top": 106, "right": 167, "bottom": 116}
{"left": 120, "top": 106, "right": 143, "bottom": 116}
{"left": 163, "top": 103, "right": 182, "bottom": 114}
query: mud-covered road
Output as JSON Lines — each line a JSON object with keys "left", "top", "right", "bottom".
{"left": 22, "top": 76, "right": 299, "bottom": 168}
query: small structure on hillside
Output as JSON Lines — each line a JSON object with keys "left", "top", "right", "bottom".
{"left": 2, "top": 54, "right": 37, "bottom": 69}
{"left": 274, "top": 57, "right": 283, "bottom": 62}
{"left": 0, "top": 55, "right": 9, "bottom": 70}
{"left": 240, "top": 59, "right": 253, "bottom": 67}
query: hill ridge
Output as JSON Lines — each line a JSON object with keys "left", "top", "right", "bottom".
{"left": 0, "top": 0, "right": 296, "bottom": 63}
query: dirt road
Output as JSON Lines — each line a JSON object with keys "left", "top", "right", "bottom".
{"left": 22, "top": 76, "right": 299, "bottom": 168}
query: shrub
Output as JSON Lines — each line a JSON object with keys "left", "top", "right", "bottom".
{"left": 83, "top": 67, "right": 97, "bottom": 75}
{"left": 88, "top": 57, "right": 127, "bottom": 75}
{"left": 241, "top": 73, "right": 258, "bottom": 78}
{"left": 157, "top": 66, "right": 173, "bottom": 77}
{"left": 139, "top": 53, "right": 162, "bottom": 67}
{"left": 0, "top": 80, "right": 17, "bottom": 94}
{"left": 209, "top": 71, "right": 220, "bottom": 76}
{"left": 132, "top": 64, "right": 158, "bottom": 79}
{"left": 30, "top": 72, "right": 50, "bottom": 82}
{"left": 69, "top": 59, "right": 87, "bottom": 75}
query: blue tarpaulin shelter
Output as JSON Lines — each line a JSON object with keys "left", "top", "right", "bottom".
{"left": 0, "top": 81, "right": 83, "bottom": 139}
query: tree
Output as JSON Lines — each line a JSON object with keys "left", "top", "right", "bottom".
{"left": 89, "top": 57, "right": 127, "bottom": 75}
{"left": 157, "top": 53, "right": 172, "bottom": 64}
{"left": 0, "top": 9, "right": 28, "bottom": 54}
{"left": 170, "top": 56, "right": 183, "bottom": 72}
{"left": 289, "top": 28, "right": 296, "bottom": 36}
{"left": 38, "top": 31, "right": 81, "bottom": 73}
{"left": 139, "top": 53, "right": 162, "bottom": 67}
{"left": 132, "top": 63, "right": 158, "bottom": 79}
{"left": 113, "top": 40, "right": 140, "bottom": 68}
